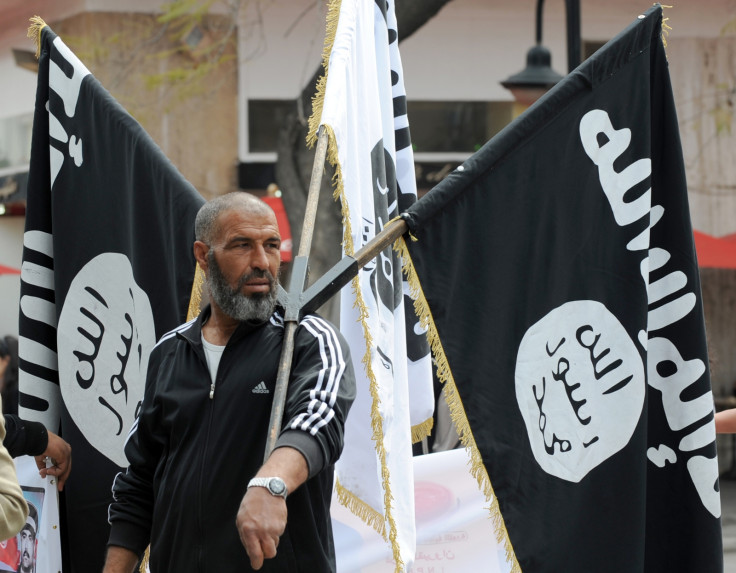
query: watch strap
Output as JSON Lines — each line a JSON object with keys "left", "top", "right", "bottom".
{"left": 248, "top": 476, "right": 288, "bottom": 499}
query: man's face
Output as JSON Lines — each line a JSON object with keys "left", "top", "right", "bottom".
{"left": 19, "top": 527, "right": 35, "bottom": 572}
{"left": 205, "top": 208, "right": 281, "bottom": 322}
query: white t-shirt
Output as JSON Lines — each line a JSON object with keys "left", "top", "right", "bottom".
{"left": 201, "top": 334, "right": 226, "bottom": 383}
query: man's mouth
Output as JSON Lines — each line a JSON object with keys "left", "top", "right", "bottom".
{"left": 243, "top": 280, "right": 271, "bottom": 293}
{"left": 237, "top": 270, "right": 274, "bottom": 294}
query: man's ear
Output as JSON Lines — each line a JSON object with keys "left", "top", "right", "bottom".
{"left": 193, "top": 241, "right": 210, "bottom": 272}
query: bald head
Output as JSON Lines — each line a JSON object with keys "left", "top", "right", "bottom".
{"left": 195, "top": 192, "right": 275, "bottom": 246}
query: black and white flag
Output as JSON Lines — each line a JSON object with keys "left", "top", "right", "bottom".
{"left": 400, "top": 6, "right": 721, "bottom": 572}
{"left": 309, "top": 0, "right": 435, "bottom": 569}
{"left": 20, "top": 22, "right": 204, "bottom": 572}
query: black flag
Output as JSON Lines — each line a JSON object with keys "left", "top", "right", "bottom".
{"left": 20, "top": 24, "right": 204, "bottom": 572}
{"left": 400, "top": 6, "right": 721, "bottom": 572}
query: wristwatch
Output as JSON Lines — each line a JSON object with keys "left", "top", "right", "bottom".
{"left": 247, "top": 476, "right": 288, "bottom": 500}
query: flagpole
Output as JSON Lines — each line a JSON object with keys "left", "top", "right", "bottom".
{"left": 264, "top": 125, "right": 329, "bottom": 461}
{"left": 262, "top": 125, "right": 410, "bottom": 460}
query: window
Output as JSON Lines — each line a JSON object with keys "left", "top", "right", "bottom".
{"left": 242, "top": 99, "right": 514, "bottom": 192}
{"left": 244, "top": 99, "right": 513, "bottom": 156}
{"left": 247, "top": 100, "right": 297, "bottom": 153}
{"left": 407, "top": 101, "right": 514, "bottom": 154}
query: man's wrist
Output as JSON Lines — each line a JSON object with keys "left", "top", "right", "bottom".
{"left": 247, "top": 476, "right": 288, "bottom": 499}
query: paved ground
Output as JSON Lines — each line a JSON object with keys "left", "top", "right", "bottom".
{"left": 723, "top": 478, "right": 736, "bottom": 571}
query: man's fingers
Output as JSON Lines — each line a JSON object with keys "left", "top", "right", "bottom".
{"left": 241, "top": 533, "right": 265, "bottom": 571}
{"left": 238, "top": 522, "right": 280, "bottom": 570}
{"left": 34, "top": 457, "right": 70, "bottom": 491}
{"left": 261, "top": 536, "right": 278, "bottom": 559}
{"left": 236, "top": 488, "right": 287, "bottom": 569}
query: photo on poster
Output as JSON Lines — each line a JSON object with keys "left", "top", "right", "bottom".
{"left": 17, "top": 486, "right": 43, "bottom": 573}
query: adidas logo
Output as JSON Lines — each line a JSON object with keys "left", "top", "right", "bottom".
{"left": 252, "top": 381, "right": 269, "bottom": 394}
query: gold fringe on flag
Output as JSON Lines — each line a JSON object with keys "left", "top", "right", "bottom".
{"left": 139, "top": 548, "right": 149, "bottom": 573}
{"left": 187, "top": 264, "right": 205, "bottom": 321}
{"left": 306, "top": 0, "right": 341, "bottom": 150}
{"left": 659, "top": 4, "right": 673, "bottom": 50}
{"left": 335, "top": 478, "right": 387, "bottom": 537}
{"left": 27, "top": 16, "right": 47, "bottom": 59}
{"left": 307, "top": 2, "right": 405, "bottom": 569}
{"left": 411, "top": 416, "right": 433, "bottom": 444}
{"left": 322, "top": 120, "right": 405, "bottom": 572}
{"left": 395, "top": 236, "right": 522, "bottom": 573}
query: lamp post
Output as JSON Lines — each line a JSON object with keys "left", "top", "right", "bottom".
{"left": 501, "top": 0, "right": 581, "bottom": 114}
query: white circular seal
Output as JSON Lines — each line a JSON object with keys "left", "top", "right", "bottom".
{"left": 515, "top": 300, "right": 645, "bottom": 482}
{"left": 58, "top": 253, "right": 155, "bottom": 466}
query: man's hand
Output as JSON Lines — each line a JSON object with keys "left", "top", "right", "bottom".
{"left": 236, "top": 446, "right": 309, "bottom": 569}
{"left": 236, "top": 487, "right": 288, "bottom": 570}
{"left": 35, "top": 431, "right": 71, "bottom": 491}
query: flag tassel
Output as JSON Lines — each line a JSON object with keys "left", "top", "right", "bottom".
{"left": 27, "top": 16, "right": 47, "bottom": 59}
{"left": 335, "top": 479, "right": 388, "bottom": 538}
{"left": 411, "top": 417, "right": 433, "bottom": 444}
{"left": 187, "top": 264, "right": 205, "bottom": 320}
{"left": 306, "top": 0, "right": 341, "bottom": 150}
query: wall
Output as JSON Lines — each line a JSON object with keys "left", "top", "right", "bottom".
{"left": 0, "top": 217, "right": 23, "bottom": 337}
{"left": 52, "top": 11, "right": 239, "bottom": 200}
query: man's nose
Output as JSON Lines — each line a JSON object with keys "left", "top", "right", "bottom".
{"left": 251, "top": 244, "right": 269, "bottom": 270}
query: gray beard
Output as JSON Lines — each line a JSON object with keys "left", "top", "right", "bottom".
{"left": 206, "top": 251, "right": 278, "bottom": 323}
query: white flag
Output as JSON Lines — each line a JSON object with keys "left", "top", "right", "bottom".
{"left": 309, "top": 0, "right": 434, "bottom": 570}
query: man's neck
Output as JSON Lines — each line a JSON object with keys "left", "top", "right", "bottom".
{"left": 202, "top": 304, "right": 239, "bottom": 346}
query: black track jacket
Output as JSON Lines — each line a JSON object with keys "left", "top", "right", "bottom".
{"left": 108, "top": 306, "right": 356, "bottom": 572}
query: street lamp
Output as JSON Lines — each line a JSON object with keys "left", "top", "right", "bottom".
{"left": 501, "top": 44, "right": 563, "bottom": 110}
{"left": 501, "top": 0, "right": 581, "bottom": 112}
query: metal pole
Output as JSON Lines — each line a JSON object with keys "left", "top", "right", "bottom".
{"left": 293, "top": 217, "right": 409, "bottom": 318}
{"left": 264, "top": 126, "right": 330, "bottom": 461}
{"left": 535, "top": 0, "right": 545, "bottom": 45}
{"left": 537, "top": 0, "right": 581, "bottom": 73}
{"left": 565, "top": 0, "right": 581, "bottom": 72}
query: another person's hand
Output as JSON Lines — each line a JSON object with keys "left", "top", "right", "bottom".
{"left": 35, "top": 431, "right": 72, "bottom": 491}
{"left": 236, "top": 487, "right": 287, "bottom": 570}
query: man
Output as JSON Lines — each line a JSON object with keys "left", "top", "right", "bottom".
{"left": 104, "top": 192, "right": 356, "bottom": 572}
{"left": 17, "top": 502, "right": 37, "bottom": 573}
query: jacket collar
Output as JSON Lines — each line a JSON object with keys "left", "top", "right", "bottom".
{"left": 177, "top": 304, "right": 278, "bottom": 347}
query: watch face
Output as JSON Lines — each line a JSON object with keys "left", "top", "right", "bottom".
{"left": 269, "top": 478, "right": 286, "bottom": 495}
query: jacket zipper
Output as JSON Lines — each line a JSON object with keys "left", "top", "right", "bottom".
{"left": 197, "top": 381, "right": 216, "bottom": 572}
{"left": 196, "top": 341, "right": 219, "bottom": 572}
